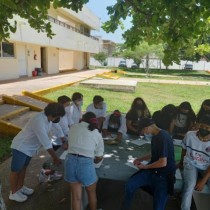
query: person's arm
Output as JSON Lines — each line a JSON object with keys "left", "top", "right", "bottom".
{"left": 115, "top": 132, "right": 122, "bottom": 142}
{"left": 126, "top": 120, "right": 138, "bottom": 134}
{"left": 47, "top": 148, "right": 61, "bottom": 165}
{"left": 133, "top": 154, "right": 151, "bottom": 165}
{"left": 136, "top": 157, "right": 167, "bottom": 169}
{"left": 195, "top": 166, "right": 210, "bottom": 191}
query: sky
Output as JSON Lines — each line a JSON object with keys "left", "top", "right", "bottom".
{"left": 86, "top": 0, "right": 132, "bottom": 43}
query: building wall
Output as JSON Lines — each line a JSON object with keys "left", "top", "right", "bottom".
{"left": 46, "top": 47, "right": 59, "bottom": 74}
{"left": 0, "top": 58, "right": 18, "bottom": 80}
{"left": 59, "top": 51, "right": 74, "bottom": 70}
{"left": 73, "top": 51, "right": 85, "bottom": 70}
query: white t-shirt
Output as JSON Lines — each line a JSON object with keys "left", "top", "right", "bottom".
{"left": 102, "top": 115, "right": 127, "bottom": 135}
{"left": 59, "top": 114, "right": 69, "bottom": 136}
{"left": 11, "top": 112, "right": 53, "bottom": 157}
{"left": 65, "top": 103, "right": 82, "bottom": 126}
{"left": 182, "top": 131, "right": 210, "bottom": 170}
{"left": 50, "top": 123, "right": 65, "bottom": 146}
{"left": 67, "top": 121, "right": 104, "bottom": 158}
{"left": 86, "top": 102, "right": 107, "bottom": 118}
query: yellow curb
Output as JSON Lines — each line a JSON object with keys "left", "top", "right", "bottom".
{"left": 2, "top": 95, "right": 42, "bottom": 112}
{"left": 0, "top": 107, "right": 30, "bottom": 120}
{"left": 0, "top": 119, "right": 21, "bottom": 136}
{"left": 22, "top": 91, "right": 55, "bottom": 103}
{"left": 32, "top": 75, "right": 96, "bottom": 96}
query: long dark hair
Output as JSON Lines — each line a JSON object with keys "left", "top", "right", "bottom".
{"left": 197, "top": 99, "right": 210, "bottom": 123}
{"left": 129, "top": 97, "right": 151, "bottom": 118}
{"left": 82, "top": 112, "right": 98, "bottom": 131}
{"left": 178, "top": 101, "right": 196, "bottom": 129}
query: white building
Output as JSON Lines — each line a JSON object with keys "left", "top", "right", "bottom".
{"left": 0, "top": 5, "right": 100, "bottom": 81}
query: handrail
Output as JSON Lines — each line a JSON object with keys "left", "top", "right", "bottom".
{"left": 48, "top": 15, "right": 99, "bottom": 41}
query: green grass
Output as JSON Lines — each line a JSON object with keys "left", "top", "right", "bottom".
{"left": 117, "top": 69, "right": 210, "bottom": 81}
{"left": 44, "top": 82, "right": 210, "bottom": 114}
{"left": 0, "top": 135, "right": 13, "bottom": 163}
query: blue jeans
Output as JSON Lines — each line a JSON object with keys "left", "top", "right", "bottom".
{"left": 181, "top": 162, "right": 210, "bottom": 210}
{"left": 121, "top": 170, "right": 169, "bottom": 210}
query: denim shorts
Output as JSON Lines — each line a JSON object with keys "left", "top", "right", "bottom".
{"left": 64, "top": 154, "right": 97, "bottom": 187}
{"left": 11, "top": 149, "right": 32, "bottom": 172}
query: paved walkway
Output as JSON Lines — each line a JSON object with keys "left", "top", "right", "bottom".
{"left": 0, "top": 69, "right": 109, "bottom": 97}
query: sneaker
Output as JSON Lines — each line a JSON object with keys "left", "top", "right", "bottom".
{"left": 38, "top": 169, "right": 49, "bottom": 183}
{"left": 20, "top": 186, "right": 34, "bottom": 195}
{"left": 48, "top": 171, "right": 63, "bottom": 182}
{"left": 9, "top": 190, "right": 28, "bottom": 202}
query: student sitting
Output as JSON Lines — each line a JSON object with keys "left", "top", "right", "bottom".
{"left": 86, "top": 95, "right": 107, "bottom": 130}
{"left": 179, "top": 116, "right": 210, "bottom": 210}
{"left": 102, "top": 110, "right": 127, "bottom": 142}
{"left": 126, "top": 97, "right": 151, "bottom": 136}
{"left": 173, "top": 101, "right": 196, "bottom": 140}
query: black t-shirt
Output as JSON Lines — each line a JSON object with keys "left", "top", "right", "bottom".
{"left": 150, "top": 130, "right": 176, "bottom": 177}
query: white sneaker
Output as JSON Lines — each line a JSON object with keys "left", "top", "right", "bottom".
{"left": 9, "top": 190, "right": 28, "bottom": 202}
{"left": 20, "top": 186, "right": 34, "bottom": 195}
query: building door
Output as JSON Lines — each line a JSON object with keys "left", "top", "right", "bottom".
{"left": 17, "top": 44, "right": 27, "bottom": 76}
{"left": 41, "top": 47, "right": 47, "bottom": 73}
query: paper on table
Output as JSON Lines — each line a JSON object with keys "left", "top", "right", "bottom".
{"left": 130, "top": 139, "right": 151, "bottom": 146}
{"left": 125, "top": 161, "right": 139, "bottom": 170}
{"left": 125, "top": 159, "right": 149, "bottom": 170}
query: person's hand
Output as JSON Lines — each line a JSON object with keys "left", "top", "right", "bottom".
{"left": 194, "top": 179, "right": 206, "bottom": 191}
{"left": 53, "top": 157, "right": 61, "bottom": 166}
{"left": 133, "top": 158, "right": 141, "bottom": 166}
{"left": 135, "top": 162, "right": 147, "bottom": 170}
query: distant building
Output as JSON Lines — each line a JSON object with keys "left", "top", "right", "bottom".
{"left": 102, "top": 40, "right": 116, "bottom": 56}
{"left": 0, "top": 5, "right": 100, "bottom": 81}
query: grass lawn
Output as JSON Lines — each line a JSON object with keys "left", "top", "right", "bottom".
{"left": 116, "top": 68, "right": 210, "bottom": 81}
{"left": 0, "top": 135, "right": 13, "bottom": 163}
{"left": 44, "top": 82, "right": 210, "bottom": 114}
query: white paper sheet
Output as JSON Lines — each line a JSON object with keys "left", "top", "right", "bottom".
{"left": 130, "top": 139, "right": 151, "bottom": 146}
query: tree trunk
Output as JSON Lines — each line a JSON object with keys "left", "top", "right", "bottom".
{"left": 145, "top": 55, "right": 150, "bottom": 77}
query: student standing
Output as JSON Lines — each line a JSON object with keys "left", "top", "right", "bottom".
{"left": 9, "top": 103, "right": 65, "bottom": 202}
{"left": 64, "top": 112, "right": 104, "bottom": 210}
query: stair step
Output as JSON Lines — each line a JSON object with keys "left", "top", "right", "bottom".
{"left": 5, "top": 111, "right": 38, "bottom": 128}
{"left": 0, "top": 104, "right": 29, "bottom": 119}
{"left": 13, "top": 95, "right": 48, "bottom": 109}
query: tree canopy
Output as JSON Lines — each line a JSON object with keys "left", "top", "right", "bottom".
{"left": 1, "top": 0, "right": 210, "bottom": 65}
{"left": 102, "top": 0, "right": 210, "bottom": 65}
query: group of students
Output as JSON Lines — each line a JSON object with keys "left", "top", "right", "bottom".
{"left": 8, "top": 93, "right": 210, "bottom": 210}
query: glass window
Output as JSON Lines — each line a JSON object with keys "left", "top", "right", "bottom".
{"left": 2, "top": 42, "right": 14, "bottom": 57}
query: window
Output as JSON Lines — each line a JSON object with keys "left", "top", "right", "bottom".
{"left": 0, "top": 42, "right": 15, "bottom": 58}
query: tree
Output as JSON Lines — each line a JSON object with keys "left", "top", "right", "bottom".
{"left": 93, "top": 52, "right": 108, "bottom": 65}
{"left": 102, "top": 0, "right": 210, "bottom": 66}
{"left": 0, "top": 0, "right": 88, "bottom": 41}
